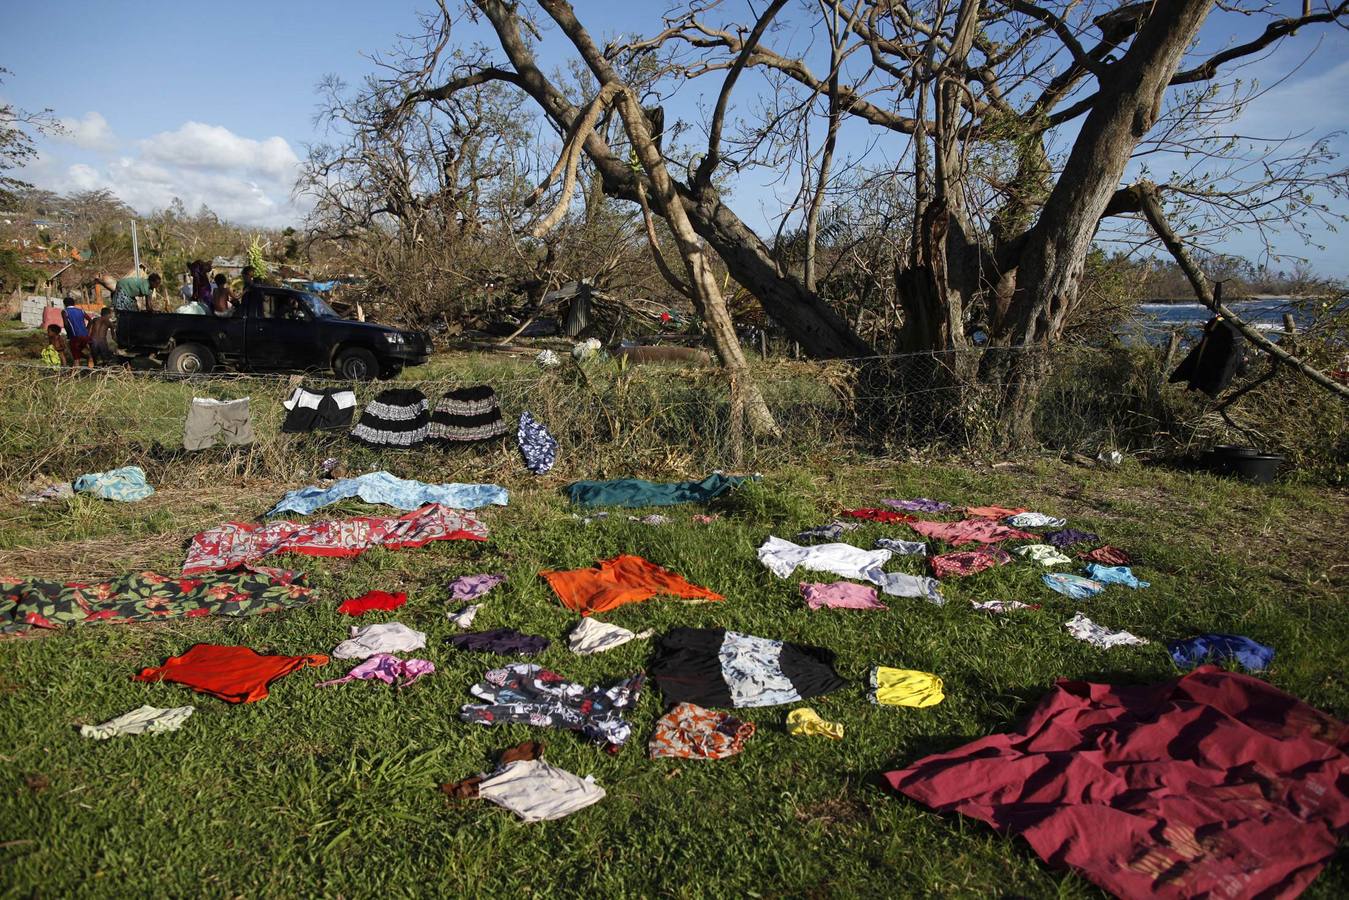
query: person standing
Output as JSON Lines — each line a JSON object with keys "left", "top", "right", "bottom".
{"left": 89, "top": 307, "right": 114, "bottom": 365}
{"left": 62, "top": 298, "right": 93, "bottom": 369}
{"left": 108, "top": 272, "right": 161, "bottom": 311}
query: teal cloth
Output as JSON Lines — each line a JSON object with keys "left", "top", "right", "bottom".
{"left": 565, "top": 473, "right": 749, "bottom": 508}
{"left": 73, "top": 466, "right": 155, "bottom": 502}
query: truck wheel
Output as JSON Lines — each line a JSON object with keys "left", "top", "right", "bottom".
{"left": 166, "top": 343, "right": 216, "bottom": 376}
{"left": 335, "top": 348, "right": 378, "bottom": 381}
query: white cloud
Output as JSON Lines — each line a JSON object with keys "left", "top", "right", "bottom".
{"left": 54, "top": 111, "right": 116, "bottom": 150}
{"left": 32, "top": 121, "right": 307, "bottom": 228}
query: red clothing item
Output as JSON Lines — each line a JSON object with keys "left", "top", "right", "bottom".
{"left": 885, "top": 667, "right": 1349, "bottom": 900}
{"left": 909, "top": 519, "right": 1036, "bottom": 546}
{"left": 929, "top": 546, "right": 1011, "bottom": 578}
{"left": 1078, "top": 545, "right": 1134, "bottom": 566}
{"left": 541, "top": 554, "right": 723, "bottom": 616}
{"left": 963, "top": 505, "right": 1027, "bottom": 519}
{"left": 337, "top": 590, "right": 407, "bottom": 616}
{"left": 134, "top": 644, "right": 329, "bottom": 703}
{"left": 839, "top": 508, "right": 915, "bottom": 524}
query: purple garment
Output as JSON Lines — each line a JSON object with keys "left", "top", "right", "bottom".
{"left": 316, "top": 653, "right": 434, "bottom": 688}
{"left": 1045, "top": 528, "right": 1099, "bottom": 548}
{"left": 448, "top": 628, "right": 550, "bottom": 656}
{"left": 800, "top": 581, "right": 887, "bottom": 611}
{"left": 448, "top": 573, "right": 505, "bottom": 602}
{"left": 882, "top": 498, "right": 952, "bottom": 513}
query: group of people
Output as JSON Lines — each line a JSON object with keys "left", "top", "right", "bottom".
{"left": 42, "top": 299, "right": 113, "bottom": 369}
{"left": 173, "top": 260, "right": 256, "bottom": 318}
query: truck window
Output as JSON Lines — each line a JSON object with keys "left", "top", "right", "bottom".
{"left": 261, "top": 294, "right": 310, "bottom": 321}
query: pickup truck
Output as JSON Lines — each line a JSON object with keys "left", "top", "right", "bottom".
{"left": 114, "top": 286, "right": 430, "bottom": 380}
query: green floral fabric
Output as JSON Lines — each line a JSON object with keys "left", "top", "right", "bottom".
{"left": 0, "top": 569, "right": 314, "bottom": 634}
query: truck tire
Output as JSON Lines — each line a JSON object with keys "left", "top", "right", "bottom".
{"left": 335, "top": 347, "right": 378, "bottom": 381}
{"left": 166, "top": 343, "right": 216, "bottom": 376}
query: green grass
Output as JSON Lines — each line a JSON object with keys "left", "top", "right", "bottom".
{"left": 1, "top": 449, "right": 1347, "bottom": 897}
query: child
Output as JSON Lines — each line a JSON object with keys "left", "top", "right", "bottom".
{"left": 62, "top": 298, "right": 93, "bottom": 369}
{"left": 89, "top": 307, "right": 114, "bottom": 365}
{"left": 211, "top": 273, "right": 234, "bottom": 316}
{"left": 45, "top": 324, "right": 73, "bottom": 367}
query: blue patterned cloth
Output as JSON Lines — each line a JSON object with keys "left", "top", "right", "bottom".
{"left": 1167, "top": 633, "right": 1274, "bottom": 672}
{"left": 73, "top": 466, "right": 155, "bottom": 502}
{"left": 1042, "top": 573, "right": 1105, "bottom": 601}
{"left": 1085, "top": 563, "right": 1150, "bottom": 589}
{"left": 267, "top": 471, "right": 508, "bottom": 516}
{"left": 517, "top": 412, "right": 558, "bottom": 475}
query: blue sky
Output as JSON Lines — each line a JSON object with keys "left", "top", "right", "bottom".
{"left": 6, "top": 1, "right": 1348, "bottom": 275}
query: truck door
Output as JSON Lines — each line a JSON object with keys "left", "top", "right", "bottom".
{"left": 246, "top": 290, "right": 330, "bottom": 371}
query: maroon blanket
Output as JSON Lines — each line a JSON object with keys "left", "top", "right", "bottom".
{"left": 884, "top": 667, "right": 1349, "bottom": 899}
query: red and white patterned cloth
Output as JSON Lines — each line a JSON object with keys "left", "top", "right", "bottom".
{"left": 183, "top": 503, "right": 488, "bottom": 574}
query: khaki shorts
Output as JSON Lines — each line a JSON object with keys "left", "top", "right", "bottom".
{"left": 184, "top": 397, "right": 256, "bottom": 451}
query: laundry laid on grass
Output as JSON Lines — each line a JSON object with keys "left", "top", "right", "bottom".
{"left": 1167, "top": 633, "right": 1275, "bottom": 672}
{"left": 962, "top": 505, "right": 1026, "bottom": 519}
{"left": 19, "top": 481, "right": 73, "bottom": 504}
{"left": 870, "top": 572, "right": 945, "bottom": 604}
{"left": 1, "top": 568, "right": 314, "bottom": 634}
{"left": 440, "top": 740, "right": 546, "bottom": 798}
{"left": 448, "top": 573, "right": 505, "bottom": 602}
{"left": 429, "top": 385, "right": 509, "bottom": 442}
{"left": 541, "top": 555, "right": 723, "bottom": 616}
{"left": 447, "top": 604, "right": 482, "bottom": 628}
{"left": 929, "top": 546, "right": 1011, "bottom": 578}
{"left": 1064, "top": 612, "right": 1149, "bottom": 648}
{"left": 800, "top": 581, "right": 886, "bottom": 611}
{"left": 564, "top": 473, "right": 750, "bottom": 508}
{"left": 883, "top": 667, "right": 1349, "bottom": 900}
{"left": 316, "top": 653, "right": 434, "bottom": 688}
{"left": 757, "top": 536, "right": 891, "bottom": 581}
{"left": 447, "top": 629, "right": 550, "bottom": 656}
{"left": 72, "top": 465, "right": 155, "bottom": 502}
{"left": 908, "top": 519, "right": 1036, "bottom": 546}
{"left": 1044, "top": 527, "right": 1099, "bottom": 547}
{"left": 1003, "top": 511, "right": 1066, "bottom": 528}
{"left": 183, "top": 397, "right": 255, "bottom": 451}
{"left": 281, "top": 385, "right": 357, "bottom": 433}
{"left": 350, "top": 388, "right": 430, "bottom": 447}
{"left": 1012, "top": 544, "right": 1072, "bottom": 566}
{"left": 134, "top": 644, "right": 329, "bottom": 703}
{"left": 793, "top": 522, "right": 858, "bottom": 543}
{"left": 183, "top": 504, "right": 487, "bottom": 574}
{"left": 1041, "top": 572, "right": 1105, "bottom": 600}
{"left": 970, "top": 599, "right": 1039, "bottom": 613}
{"left": 874, "top": 537, "right": 926, "bottom": 555}
{"left": 267, "top": 471, "right": 508, "bottom": 517}
{"left": 649, "top": 702, "right": 756, "bottom": 760}
{"left": 839, "top": 507, "right": 915, "bottom": 524}
{"left": 458, "top": 663, "right": 644, "bottom": 753}
{"left": 787, "top": 707, "right": 844, "bottom": 740}
{"left": 337, "top": 590, "right": 407, "bottom": 616}
{"left": 333, "top": 622, "right": 428, "bottom": 659}
{"left": 1084, "top": 563, "right": 1150, "bottom": 589}
{"left": 470, "top": 758, "right": 606, "bottom": 823}
{"left": 869, "top": 667, "right": 945, "bottom": 708}
{"left": 649, "top": 627, "right": 846, "bottom": 708}
{"left": 881, "top": 498, "right": 952, "bottom": 512}
{"left": 1078, "top": 545, "right": 1134, "bottom": 565}
{"left": 517, "top": 411, "right": 558, "bottom": 474}
{"left": 79, "top": 705, "right": 195, "bottom": 740}
{"left": 567, "top": 618, "right": 654, "bottom": 655}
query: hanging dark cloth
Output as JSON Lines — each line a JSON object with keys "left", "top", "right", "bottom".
{"left": 1169, "top": 317, "right": 1247, "bottom": 397}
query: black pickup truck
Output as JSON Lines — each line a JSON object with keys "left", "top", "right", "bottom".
{"left": 114, "top": 286, "right": 430, "bottom": 379}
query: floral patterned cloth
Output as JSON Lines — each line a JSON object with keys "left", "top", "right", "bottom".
{"left": 72, "top": 466, "right": 155, "bottom": 502}
{"left": 649, "top": 702, "right": 755, "bottom": 760}
{"left": 929, "top": 546, "right": 1012, "bottom": 578}
{"left": 1, "top": 569, "right": 313, "bottom": 634}
{"left": 881, "top": 498, "right": 952, "bottom": 513}
{"left": 459, "top": 663, "right": 644, "bottom": 753}
{"left": 1044, "top": 528, "right": 1100, "bottom": 548}
{"left": 182, "top": 504, "right": 487, "bottom": 575}
{"left": 517, "top": 411, "right": 558, "bottom": 475}
{"left": 1078, "top": 545, "right": 1134, "bottom": 566}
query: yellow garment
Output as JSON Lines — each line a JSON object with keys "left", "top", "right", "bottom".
{"left": 787, "top": 707, "right": 844, "bottom": 740}
{"left": 870, "top": 667, "right": 944, "bottom": 708}
{"left": 40, "top": 346, "right": 62, "bottom": 367}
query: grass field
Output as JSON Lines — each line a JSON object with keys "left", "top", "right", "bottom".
{"left": 2, "top": 430, "right": 1347, "bottom": 896}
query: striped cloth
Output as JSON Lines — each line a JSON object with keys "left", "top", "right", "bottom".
{"left": 430, "top": 385, "right": 509, "bottom": 442}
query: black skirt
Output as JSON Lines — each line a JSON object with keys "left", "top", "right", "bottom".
{"left": 281, "top": 385, "right": 357, "bottom": 433}
{"left": 429, "top": 385, "right": 509, "bottom": 442}
{"left": 648, "top": 627, "right": 846, "bottom": 708}
{"left": 350, "top": 388, "right": 430, "bottom": 447}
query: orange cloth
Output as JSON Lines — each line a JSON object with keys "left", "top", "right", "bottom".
{"left": 963, "top": 505, "right": 1027, "bottom": 519}
{"left": 133, "top": 643, "right": 329, "bottom": 703}
{"left": 541, "top": 554, "right": 723, "bottom": 616}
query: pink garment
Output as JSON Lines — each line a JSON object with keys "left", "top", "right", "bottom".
{"left": 908, "top": 519, "right": 1036, "bottom": 546}
{"left": 448, "top": 573, "right": 505, "bottom": 602}
{"left": 800, "top": 581, "right": 887, "bottom": 611}
{"left": 182, "top": 504, "right": 487, "bottom": 575}
{"left": 315, "top": 653, "right": 434, "bottom": 688}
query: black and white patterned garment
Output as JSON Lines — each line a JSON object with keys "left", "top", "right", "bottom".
{"left": 281, "top": 385, "right": 357, "bottom": 433}
{"left": 429, "top": 385, "right": 509, "bottom": 442}
{"left": 350, "top": 388, "right": 430, "bottom": 447}
{"left": 649, "top": 627, "right": 846, "bottom": 708}
{"left": 459, "top": 663, "right": 644, "bottom": 753}
{"left": 517, "top": 411, "right": 558, "bottom": 474}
